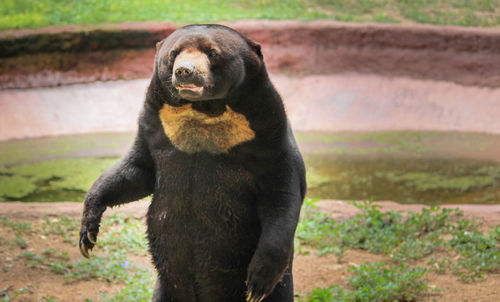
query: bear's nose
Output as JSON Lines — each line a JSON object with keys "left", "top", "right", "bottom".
{"left": 174, "top": 62, "right": 195, "bottom": 81}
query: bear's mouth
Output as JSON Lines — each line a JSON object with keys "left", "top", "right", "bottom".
{"left": 176, "top": 84, "right": 204, "bottom": 99}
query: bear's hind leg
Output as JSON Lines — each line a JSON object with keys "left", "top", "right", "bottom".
{"left": 152, "top": 278, "right": 174, "bottom": 302}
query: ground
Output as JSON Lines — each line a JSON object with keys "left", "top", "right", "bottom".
{"left": 1, "top": 200, "right": 499, "bottom": 301}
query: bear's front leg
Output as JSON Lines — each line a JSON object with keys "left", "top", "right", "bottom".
{"left": 79, "top": 134, "right": 155, "bottom": 257}
{"left": 79, "top": 192, "right": 106, "bottom": 257}
{"left": 246, "top": 184, "right": 303, "bottom": 302}
{"left": 246, "top": 233, "right": 294, "bottom": 302}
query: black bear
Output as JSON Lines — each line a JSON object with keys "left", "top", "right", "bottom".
{"left": 79, "top": 24, "right": 306, "bottom": 302}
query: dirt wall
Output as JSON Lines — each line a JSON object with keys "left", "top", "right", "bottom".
{"left": 1, "top": 20, "right": 499, "bottom": 89}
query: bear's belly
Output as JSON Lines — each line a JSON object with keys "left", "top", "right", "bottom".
{"left": 146, "top": 152, "right": 259, "bottom": 300}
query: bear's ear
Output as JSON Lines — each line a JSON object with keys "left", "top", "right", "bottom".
{"left": 248, "top": 39, "right": 263, "bottom": 59}
{"left": 156, "top": 39, "right": 165, "bottom": 52}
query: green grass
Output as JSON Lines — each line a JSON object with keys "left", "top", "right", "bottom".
{"left": 0, "top": 217, "right": 32, "bottom": 231}
{"left": 0, "top": 0, "right": 499, "bottom": 30}
{"left": 296, "top": 199, "right": 500, "bottom": 301}
{"left": 299, "top": 262, "right": 433, "bottom": 302}
{"left": 41, "top": 216, "right": 80, "bottom": 245}
{"left": 296, "top": 199, "right": 500, "bottom": 281}
{"left": 2, "top": 213, "right": 154, "bottom": 301}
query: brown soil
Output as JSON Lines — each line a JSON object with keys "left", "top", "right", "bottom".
{"left": 1, "top": 201, "right": 499, "bottom": 301}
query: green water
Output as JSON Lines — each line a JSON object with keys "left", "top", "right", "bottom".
{"left": 0, "top": 133, "right": 131, "bottom": 202}
{"left": 306, "top": 156, "right": 500, "bottom": 204}
{"left": 1, "top": 131, "right": 500, "bottom": 204}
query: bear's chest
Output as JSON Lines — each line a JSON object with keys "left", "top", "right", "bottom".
{"left": 158, "top": 103, "right": 255, "bottom": 154}
{"left": 151, "top": 152, "right": 257, "bottom": 229}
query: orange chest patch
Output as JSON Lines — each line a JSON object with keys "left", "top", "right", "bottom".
{"left": 158, "top": 103, "right": 256, "bottom": 154}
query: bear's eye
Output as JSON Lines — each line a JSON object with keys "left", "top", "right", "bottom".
{"left": 207, "top": 49, "right": 219, "bottom": 59}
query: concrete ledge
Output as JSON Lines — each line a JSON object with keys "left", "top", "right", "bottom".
{"left": 2, "top": 74, "right": 500, "bottom": 140}
{"left": 1, "top": 20, "right": 499, "bottom": 88}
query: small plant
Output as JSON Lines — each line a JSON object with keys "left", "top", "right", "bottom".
{"left": 449, "top": 230, "right": 500, "bottom": 282}
{"left": 299, "top": 262, "right": 431, "bottom": 302}
{"left": 295, "top": 199, "right": 338, "bottom": 255}
{"left": 0, "top": 286, "right": 33, "bottom": 302}
{"left": 296, "top": 199, "right": 499, "bottom": 284}
{"left": 80, "top": 214, "right": 154, "bottom": 300}
{"left": 14, "top": 233, "right": 27, "bottom": 249}
{"left": 427, "top": 256, "right": 452, "bottom": 274}
{"left": 0, "top": 217, "right": 32, "bottom": 231}
{"left": 298, "top": 286, "right": 342, "bottom": 302}
{"left": 98, "top": 266, "right": 155, "bottom": 302}
{"left": 296, "top": 200, "right": 466, "bottom": 260}
{"left": 8, "top": 213, "right": 154, "bottom": 301}
{"left": 100, "top": 214, "right": 149, "bottom": 256}
{"left": 40, "top": 216, "right": 79, "bottom": 245}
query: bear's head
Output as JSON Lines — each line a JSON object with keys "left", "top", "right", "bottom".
{"left": 154, "top": 25, "right": 265, "bottom": 154}
{"left": 155, "top": 24, "right": 263, "bottom": 104}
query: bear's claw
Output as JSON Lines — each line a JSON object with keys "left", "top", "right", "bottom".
{"left": 79, "top": 230, "right": 96, "bottom": 258}
{"left": 88, "top": 233, "right": 97, "bottom": 244}
{"left": 79, "top": 241, "right": 91, "bottom": 258}
{"left": 246, "top": 290, "right": 265, "bottom": 302}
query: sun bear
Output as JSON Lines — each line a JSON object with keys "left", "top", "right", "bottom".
{"left": 79, "top": 24, "right": 306, "bottom": 302}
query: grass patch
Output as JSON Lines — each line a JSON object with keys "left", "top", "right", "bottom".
{"left": 297, "top": 199, "right": 500, "bottom": 300}
{"left": 41, "top": 216, "right": 80, "bottom": 245}
{"left": 0, "top": 217, "right": 32, "bottom": 231}
{"left": 0, "top": 0, "right": 499, "bottom": 30}
{"left": 299, "top": 262, "right": 432, "bottom": 302}
{"left": 6, "top": 213, "right": 154, "bottom": 301}
{"left": 398, "top": 0, "right": 499, "bottom": 27}
{"left": 296, "top": 199, "right": 500, "bottom": 281}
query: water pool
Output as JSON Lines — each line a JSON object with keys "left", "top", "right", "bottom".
{"left": 1, "top": 131, "right": 499, "bottom": 204}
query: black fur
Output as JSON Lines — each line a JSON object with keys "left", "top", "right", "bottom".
{"left": 79, "top": 24, "right": 306, "bottom": 302}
